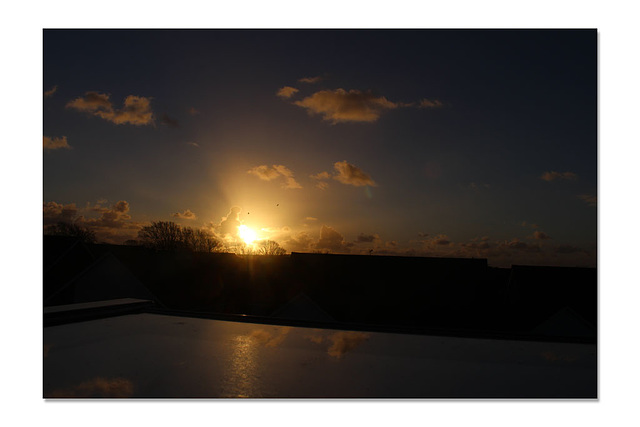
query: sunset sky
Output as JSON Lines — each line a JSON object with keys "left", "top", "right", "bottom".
{"left": 43, "top": 29, "right": 597, "bottom": 266}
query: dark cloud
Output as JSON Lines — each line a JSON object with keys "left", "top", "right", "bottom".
{"left": 531, "top": 231, "right": 552, "bottom": 240}
{"left": 355, "top": 233, "right": 379, "bottom": 243}
{"left": 282, "top": 231, "right": 315, "bottom": 252}
{"left": 316, "top": 225, "right": 353, "bottom": 253}
{"left": 172, "top": 209, "right": 197, "bottom": 220}
{"left": 160, "top": 113, "right": 179, "bottom": 128}
{"left": 499, "top": 238, "right": 541, "bottom": 253}
{"left": 555, "top": 245, "right": 587, "bottom": 254}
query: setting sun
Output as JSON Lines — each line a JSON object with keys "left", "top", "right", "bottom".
{"left": 238, "top": 224, "right": 258, "bottom": 245}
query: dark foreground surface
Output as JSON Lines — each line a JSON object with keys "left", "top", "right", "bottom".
{"left": 43, "top": 300, "right": 596, "bottom": 399}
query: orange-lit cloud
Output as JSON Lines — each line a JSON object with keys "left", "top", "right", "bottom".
{"left": 578, "top": 194, "right": 597, "bottom": 207}
{"left": 43, "top": 201, "right": 79, "bottom": 224}
{"left": 293, "top": 88, "right": 399, "bottom": 123}
{"left": 247, "top": 164, "right": 302, "bottom": 189}
{"left": 67, "top": 91, "right": 154, "bottom": 125}
{"left": 172, "top": 209, "right": 197, "bottom": 220}
{"left": 540, "top": 171, "right": 578, "bottom": 181}
{"left": 276, "top": 86, "right": 299, "bottom": 99}
{"left": 43, "top": 136, "right": 70, "bottom": 150}
{"left": 332, "top": 160, "right": 376, "bottom": 187}
{"left": 48, "top": 377, "right": 134, "bottom": 398}
{"left": 44, "top": 85, "right": 58, "bottom": 98}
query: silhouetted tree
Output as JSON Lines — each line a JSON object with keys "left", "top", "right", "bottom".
{"left": 138, "top": 221, "right": 183, "bottom": 251}
{"left": 182, "top": 228, "right": 221, "bottom": 253}
{"left": 256, "top": 240, "right": 287, "bottom": 255}
{"left": 44, "top": 222, "right": 96, "bottom": 244}
{"left": 137, "top": 221, "right": 221, "bottom": 252}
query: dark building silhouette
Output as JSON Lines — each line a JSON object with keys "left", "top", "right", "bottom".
{"left": 43, "top": 237, "right": 597, "bottom": 342}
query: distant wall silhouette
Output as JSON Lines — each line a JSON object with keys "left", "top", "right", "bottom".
{"left": 43, "top": 236, "right": 597, "bottom": 341}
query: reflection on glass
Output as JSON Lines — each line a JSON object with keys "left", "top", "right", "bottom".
{"left": 221, "top": 335, "right": 261, "bottom": 398}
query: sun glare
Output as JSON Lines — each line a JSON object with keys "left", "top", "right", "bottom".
{"left": 238, "top": 225, "right": 258, "bottom": 245}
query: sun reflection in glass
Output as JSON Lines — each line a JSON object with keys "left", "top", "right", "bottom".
{"left": 221, "top": 335, "right": 261, "bottom": 398}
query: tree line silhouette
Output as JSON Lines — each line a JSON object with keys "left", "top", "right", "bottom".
{"left": 44, "top": 220, "right": 287, "bottom": 255}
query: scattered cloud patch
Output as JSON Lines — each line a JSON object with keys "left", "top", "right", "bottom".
{"left": 160, "top": 113, "right": 179, "bottom": 128}
{"left": 578, "top": 194, "right": 597, "bottom": 207}
{"left": 247, "top": 165, "right": 302, "bottom": 189}
{"left": 355, "top": 233, "right": 379, "bottom": 243}
{"left": 172, "top": 209, "right": 197, "bottom": 220}
{"left": 188, "top": 107, "right": 200, "bottom": 115}
{"left": 43, "top": 201, "right": 78, "bottom": 225}
{"left": 530, "top": 230, "right": 551, "bottom": 240}
{"left": 67, "top": 91, "right": 154, "bottom": 125}
{"left": 44, "top": 85, "right": 58, "bottom": 98}
{"left": 298, "top": 76, "right": 324, "bottom": 84}
{"left": 540, "top": 171, "right": 578, "bottom": 182}
{"left": 316, "top": 225, "right": 353, "bottom": 253}
{"left": 282, "top": 231, "right": 315, "bottom": 252}
{"left": 293, "top": 88, "right": 399, "bottom": 123}
{"left": 555, "top": 244, "right": 587, "bottom": 255}
{"left": 499, "top": 238, "right": 541, "bottom": 253}
{"left": 276, "top": 86, "right": 299, "bottom": 99}
{"left": 186, "top": 141, "right": 200, "bottom": 147}
{"left": 418, "top": 98, "right": 443, "bottom": 108}
{"left": 332, "top": 161, "right": 376, "bottom": 187}
{"left": 43, "top": 136, "right": 70, "bottom": 150}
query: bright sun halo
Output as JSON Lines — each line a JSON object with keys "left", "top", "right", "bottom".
{"left": 238, "top": 224, "right": 257, "bottom": 245}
